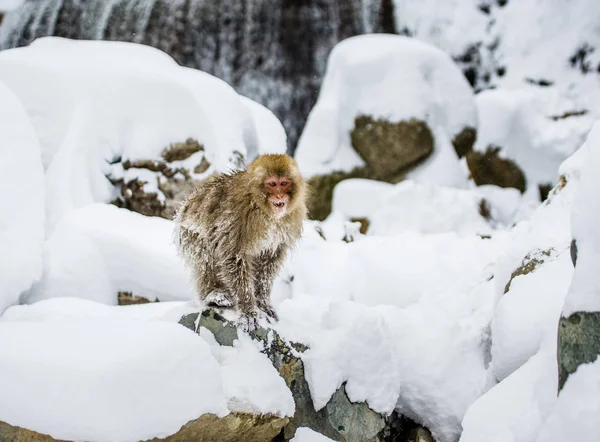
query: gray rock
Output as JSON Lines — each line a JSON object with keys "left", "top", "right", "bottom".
{"left": 558, "top": 311, "right": 600, "bottom": 391}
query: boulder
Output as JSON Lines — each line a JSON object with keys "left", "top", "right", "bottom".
{"left": 558, "top": 312, "right": 600, "bottom": 391}
{"left": 350, "top": 116, "right": 434, "bottom": 181}
{"left": 466, "top": 146, "right": 526, "bottom": 193}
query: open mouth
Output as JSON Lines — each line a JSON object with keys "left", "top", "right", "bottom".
{"left": 273, "top": 202, "right": 286, "bottom": 209}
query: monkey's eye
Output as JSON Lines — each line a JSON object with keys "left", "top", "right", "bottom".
{"left": 280, "top": 181, "right": 289, "bottom": 187}
{"left": 268, "top": 181, "right": 277, "bottom": 187}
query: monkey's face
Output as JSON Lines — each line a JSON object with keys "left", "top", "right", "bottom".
{"left": 264, "top": 176, "right": 292, "bottom": 219}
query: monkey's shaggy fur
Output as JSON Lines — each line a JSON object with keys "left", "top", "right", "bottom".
{"left": 175, "top": 154, "right": 307, "bottom": 331}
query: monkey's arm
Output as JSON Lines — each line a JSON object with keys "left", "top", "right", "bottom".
{"left": 253, "top": 246, "right": 287, "bottom": 322}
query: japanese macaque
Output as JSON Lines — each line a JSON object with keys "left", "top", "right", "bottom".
{"left": 175, "top": 154, "right": 307, "bottom": 331}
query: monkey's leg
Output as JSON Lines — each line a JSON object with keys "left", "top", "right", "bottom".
{"left": 192, "top": 258, "right": 235, "bottom": 308}
{"left": 253, "top": 248, "right": 286, "bottom": 322}
{"left": 220, "top": 255, "right": 258, "bottom": 332}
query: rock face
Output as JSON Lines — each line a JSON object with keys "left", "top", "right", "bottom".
{"left": 0, "top": 414, "right": 287, "bottom": 442}
{"left": 109, "top": 138, "right": 209, "bottom": 220}
{"left": 350, "top": 116, "right": 435, "bottom": 181}
{"left": 0, "top": 0, "right": 397, "bottom": 149}
{"left": 466, "top": 146, "right": 527, "bottom": 193}
{"left": 558, "top": 312, "right": 600, "bottom": 391}
{"left": 307, "top": 168, "right": 370, "bottom": 221}
{"left": 451, "top": 127, "right": 477, "bottom": 159}
{"left": 306, "top": 117, "right": 438, "bottom": 222}
{"left": 180, "top": 309, "right": 428, "bottom": 442}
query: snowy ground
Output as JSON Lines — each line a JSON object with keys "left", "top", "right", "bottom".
{"left": 1, "top": 23, "right": 600, "bottom": 442}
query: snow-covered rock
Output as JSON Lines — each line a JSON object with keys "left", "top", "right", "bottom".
{"left": 25, "top": 203, "right": 193, "bottom": 306}
{"left": 0, "top": 80, "right": 44, "bottom": 314}
{"left": 0, "top": 298, "right": 296, "bottom": 441}
{"left": 295, "top": 34, "right": 476, "bottom": 188}
{"left": 0, "top": 314, "right": 228, "bottom": 442}
{"left": 0, "top": 37, "right": 285, "bottom": 235}
{"left": 475, "top": 88, "right": 594, "bottom": 199}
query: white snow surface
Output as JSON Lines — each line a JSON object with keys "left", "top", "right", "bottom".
{"left": 0, "top": 80, "right": 44, "bottom": 314}
{"left": 291, "top": 427, "right": 336, "bottom": 442}
{"left": 536, "top": 356, "right": 600, "bottom": 442}
{"left": 0, "top": 316, "right": 228, "bottom": 442}
{"left": 460, "top": 341, "right": 558, "bottom": 442}
{"left": 295, "top": 34, "right": 476, "bottom": 184}
{"left": 562, "top": 121, "right": 600, "bottom": 316}
{"left": 25, "top": 203, "right": 194, "bottom": 305}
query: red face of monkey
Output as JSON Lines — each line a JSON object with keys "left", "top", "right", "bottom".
{"left": 264, "top": 176, "right": 291, "bottom": 218}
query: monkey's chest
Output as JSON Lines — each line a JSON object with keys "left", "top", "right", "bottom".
{"left": 253, "top": 227, "right": 285, "bottom": 255}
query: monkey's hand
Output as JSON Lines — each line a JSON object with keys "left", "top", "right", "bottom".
{"left": 236, "top": 313, "right": 259, "bottom": 333}
{"left": 257, "top": 303, "right": 279, "bottom": 323}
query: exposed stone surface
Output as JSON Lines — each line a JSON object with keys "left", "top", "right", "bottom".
{"left": 503, "top": 249, "right": 553, "bottom": 294}
{"left": 155, "top": 413, "right": 288, "bottom": 442}
{"left": 350, "top": 217, "right": 370, "bottom": 235}
{"left": 108, "top": 139, "right": 207, "bottom": 220}
{"left": 570, "top": 239, "right": 578, "bottom": 267}
{"left": 451, "top": 127, "right": 477, "bottom": 158}
{"left": 110, "top": 177, "right": 167, "bottom": 218}
{"left": 558, "top": 311, "right": 600, "bottom": 391}
{"left": 407, "top": 427, "right": 436, "bottom": 442}
{"left": 117, "top": 291, "right": 157, "bottom": 305}
{"left": 466, "top": 146, "right": 527, "bottom": 193}
{"left": 351, "top": 116, "right": 434, "bottom": 181}
{"left": 161, "top": 139, "right": 204, "bottom": 163}
{"left": 307, "top": 168, "right": 370, "bottom": 221}
{"left": 0, "top": 414, "right": 287, "bottom": 442}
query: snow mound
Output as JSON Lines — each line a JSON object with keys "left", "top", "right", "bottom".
{"left": 0, "top": 297, "right": 295, "bottom": 440}
{"left": 289, "top": 231, "right": 501, "bottom": 309}
{"left": 25, "top": 203, "right": 194, "bottom": 306}
{"left": 278, "top": 274, "right": 496, "bottom": 442}
{"left": 491, "top": 251, "right": 572, "bottom": 382}
{"left": 292, "top": 427, "right": 335, "bottom": 442}
{"left": 0, "top": 37, "right": 286, "bottom": 235}
{"left": 295, "top": 34, "right": 476, "bottom": 185}
{"left": 0, "top": 319, "right": 228, "bottom": 442}
{"left": 0, "top": 80, "right": 44, "bottom": 314}
{"left": 368, "top": 181, "right": 492, "bottom": 236}
{"left": 536, "top": 356, "right": 600, "bottom": 442}
{"left": 460, "top": 342, "right": 558, "bottom": 442}
{"left": 562, "top": 121, "right": 600, "bottom": 316}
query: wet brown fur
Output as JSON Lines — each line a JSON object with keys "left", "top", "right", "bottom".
{"left": 175, "top": 154, "right": 307, "bottom": 329}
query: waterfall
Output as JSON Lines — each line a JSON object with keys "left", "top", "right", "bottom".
{"left": 0, "top": 0, "right": 396, "bottom": 150}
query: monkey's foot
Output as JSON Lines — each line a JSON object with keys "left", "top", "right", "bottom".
{"left": 205, "top": 291, "right": 234, "bottom": 309}
{"left": 236, "top": 315, "right": 259, "bottom": 333}
{"left": 257, "top": 305, "right": 279, "bottom": 323}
